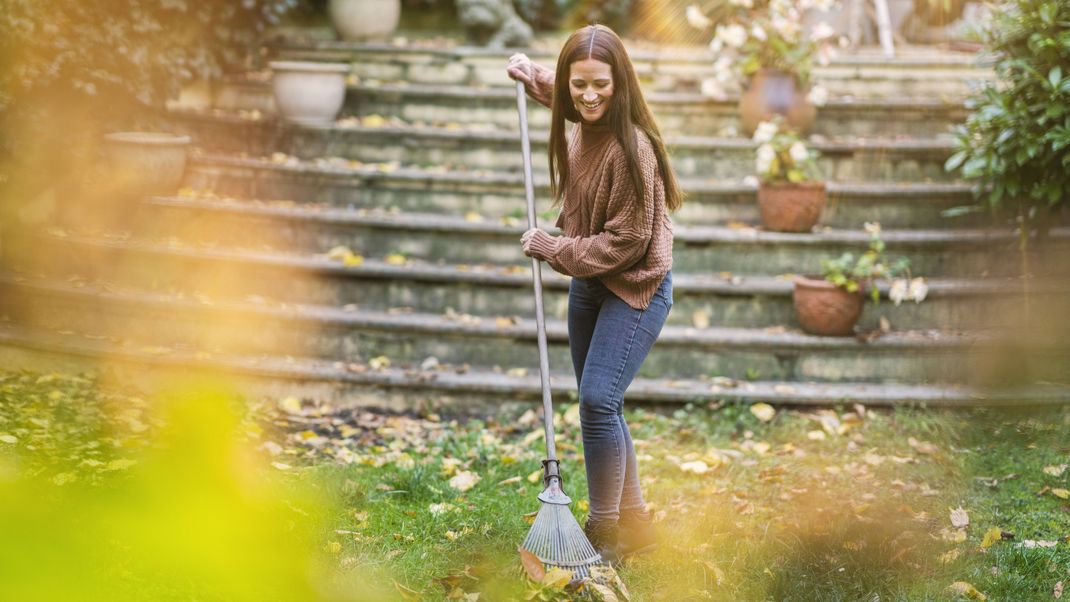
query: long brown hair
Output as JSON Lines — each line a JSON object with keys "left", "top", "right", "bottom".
{"left": 548, "top": 24, "right": 683, "bottom": 214}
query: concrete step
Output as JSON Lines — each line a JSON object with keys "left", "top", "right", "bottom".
{"left": 4, "top": 320, "right": 1064, "bottom": 408}
{"left": 207, "top": 79, "right": 968, "bottom": 138}
{"left": 115, "top": 195, "right": 1070, "bottom": 278}
{"left": 186, "top": 152, "right": 986, "bottom": 230}
{"left": 22, "top": 230, "right": 1056, "bottom": 333}
{"left": 172, "top": 111, "right": 958, "bottom": 182}
{"left": 0, "top": 272, "right": 1003, "bottom": 384}
{"left": 260, "top": 38, "right": 993, "bottom": 97}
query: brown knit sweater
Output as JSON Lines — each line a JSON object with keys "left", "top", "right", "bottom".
{"left": 522, "top": 63, "right": 674, "bottom": 310}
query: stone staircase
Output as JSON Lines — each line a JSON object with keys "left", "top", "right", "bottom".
{"left": 2, "top": 38, "right": 1068, "bottom": 408}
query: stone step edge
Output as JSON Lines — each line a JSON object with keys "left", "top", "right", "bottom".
{"left": 37, "top": 232, "right": 1049, "bottom": 302}
{"left": 144, "top": 193, "right": 1070, "bottom": 247}
{"left": 1, "top": 272, "right": 984, "bottom": 352}
{"left": 175, "top": 109, "right": 959, "bottom": 151}
{"left": 190, "top": 149, "right": 974, "bottom": 197}
{"left": 263, "top": 38, "right": 994, "bottom": 68}
{"left": 1, "top": 321, "right": 1061, "bottom": 408}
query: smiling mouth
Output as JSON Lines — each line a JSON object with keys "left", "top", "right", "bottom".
{"left": 580, "top": 100, "right": 603, "bottom": 110}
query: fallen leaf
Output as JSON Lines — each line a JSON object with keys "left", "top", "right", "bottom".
{"left": 448, "top": 471, "right": 481, "bottom": 492}
{"left": 1054, "top": 581, "right": 1063, "bottom": 599}
{"left": 949, "top": 506, "right": 970, "bottom": 529}
{"left": 750, "top": 403, "right": 776, "bottom": 422}
{"left": 680, "top": 460, "right": 709, "bottom": 475}
{"left": 541, "top": 567, "right": 572, "bottom": 589}
{"left": 939, "top": 548, "right": 961, "bottom": 564}
{"left": 385, "top": 253, "right": 408, "bottom": 265}
{"left": 909, "top": 437, "right": 940, "bottom": 455}
{"left": 394, "top": 580, "right": 423, "bottom": 601}
{"left": 946, "top": 581, "right": 986, "bottom": 600}
{"left": 0, "top": 434, "right": 17, "bottom": 444}
{"left": 518, "top": 546, "right": 546, "bottom": 582}
{"left": 324, "top": 541, "right": 342, "bottom": 555}
{"left": 980, "top": 527, "right": 1003, "bottom": 549}
{"left": 1043, "top": 464, "right": 1068, "bottom": 477}
{"left": 1053, "top": 488, "right": 1070, "bottom": 500}
{"left": 691, "top": 309, "right": 710, "bottom": 329}
{"left": 702, "top": 560, "right": 725, "bottom": 586}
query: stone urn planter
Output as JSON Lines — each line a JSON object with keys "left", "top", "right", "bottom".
{"left": 269, "top": 61, "right": 349, "bottom": 126}
{"left": 757, "top": 181, "right": 826, "bottom": 232}
{"left": 792, "top": 275, "right": 865, "bottom": 336}
{"left": 329, "top": 0, "right": 400, "bottom": 42}
{"left": 739, "top": 69, "right": 817, "bottom": 136}
{"left": 102, "top": 132, "right": 191, "bottom": 196}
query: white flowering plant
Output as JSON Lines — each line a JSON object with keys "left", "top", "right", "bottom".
{"left": 753, "top": 119, "right": 821, "bottom": 184}
{"left": 821, "top": 222, "right": 928, "bottom": 305}
{"left": 687, "top": 0, "right": 839, "bottom": 100}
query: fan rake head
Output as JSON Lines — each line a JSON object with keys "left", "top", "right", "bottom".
{"left": 521, "top": 473, "right": 604, "bottom": 580}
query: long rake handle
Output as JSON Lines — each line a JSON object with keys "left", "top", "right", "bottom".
{"left": 515, "top": 80, "right": 559, "bottom": 474}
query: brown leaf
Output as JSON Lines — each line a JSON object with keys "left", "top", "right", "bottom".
{"left": 394, "top": 580, "right": 423, "bottom": 600}
{"left": 518, "top": 546, "right": 545, "bottom": 583}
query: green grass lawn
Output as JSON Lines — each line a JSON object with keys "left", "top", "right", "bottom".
{"left": 1, "top": 369, "right": 1068, "bottom": 601}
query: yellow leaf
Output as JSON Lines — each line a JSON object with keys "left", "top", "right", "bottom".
{"left": 518, "top": 546, "right": 545, "bottom": 582}
{"left": 324, "top": 541, "right": 342, "bottom": 554}
{"left": 578, "top": 499, "right": 589, "bottom": 512}
{"left": 541, "top": 567, "right": 572, "bottom": 589}
{"left": 363, "top": 114, "right": 387, "bottom": 128}
{"left": 980, "top": 527, "right": 1003, "bottom": 549}
{"left": 464, "top": 211, "right": 484, "bottom": 222}
{"left": 343, "top": 253, "right": 364, "bottom": 266}
{"left": 750, "top": 403, "right": 776, "bottom": 422}
{"left": 385, "top": 253, "right": 408, "bottom": 265}
{"left": 1043, "top": 464, "right": 1068, "bottom": 477}
{"left": 448, "top": 470, "right": 481, "bottom": 492}
{"left": 278, "top": 396, "right": 302, "bottom": 415}
{"left": 105, "top": 459, "right": 137, "bottom": 471}
{"left": 946, "top": 581, "right": 986, "bottom": 600}
{"left": 587, "top": 582, "right": 620, "bottom": 602}
{"left": 369, "top": 356, "right": 391, "bottom": 370}
{"left": 521, "top": 510, "right": 539, "bottom": 525}
{"left": 393, "top": 580, "right": 423, "bottom": 601}
{"left": 527, "top": 468, "right": 543, "bottom": 484}
{"left": 939, "top": 548, "right": 961, "bottom": 564}
{"left": 691, "top": 309, "right": 710, "bottom": 329}
{"left": 1052, "top": 488, "right": 1070, "bottom": 500}
{"left": 0, "top": 434, "right": 17, "bottom": 444}
{"left": 680, "top": 460, "right": 709, "bottom": 475}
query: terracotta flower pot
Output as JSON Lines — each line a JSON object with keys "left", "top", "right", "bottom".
{"left": 269, "top": 61, "right": 349, "bottom": 126}
{"left": 329, "top": 0, "right": 400, "bottom": 42}
{"left": 739, "top": 69, "right": 817, "bottom": 136}
{"left": 793, "top": 275, "right": 865, "bottom": 336}
{"left": 102, "top": 132, "right": 191, "bottom": 197}
{"left": 757, "top": 181, "right": 826, "bottom": 232}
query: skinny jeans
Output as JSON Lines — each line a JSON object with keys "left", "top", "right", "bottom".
{"left": 567, "top": 271, "right": 672, "bottom": 523}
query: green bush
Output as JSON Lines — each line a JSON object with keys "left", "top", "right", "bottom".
{"left": 945, "top": 0, "right": 1070, "bottom": 230}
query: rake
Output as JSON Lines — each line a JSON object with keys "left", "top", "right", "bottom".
{"left": 514, "top": 79, "right": 603, "bottom": 580}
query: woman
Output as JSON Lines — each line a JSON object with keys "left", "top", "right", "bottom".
{"left": 506, "top": 24, "right": 683, "bottom": 563}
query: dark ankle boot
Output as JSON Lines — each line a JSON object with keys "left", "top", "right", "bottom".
{"left": 617, "top": 507, "right": 658, "bottom": 558}
{"left": 583, "top": 518, "right": 619, "bottom": 565}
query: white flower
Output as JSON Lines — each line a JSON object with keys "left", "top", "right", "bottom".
{"left": 811, "top": 21, "right": 835, "bottom": 41}
{"left": 700, "top": 77, "right": 728, "bottom": 100}
{"left": 756, "top": 144, "right": 776, "bottom": 174}
{"left": 807, "top": 84, "right": 829, "bottom": 106}
{"left": 908, "top": 277, "right": 929, "bottom": 303}
{"left": 717, "top": 23, "right": 748, "bottom": 48}
{"left": 863, "top": 221, "right": 882, "bottom": 236}
{"left": 889, "top": 278, "right": 908, "bottom": 305}
{"left": 789, "top": 141, "right": 809, "bottom": 163}
{"left": 686, "top": 4, "right": 713, "bottom": 29}
{"left": 751, "top": 24, "right": 767, "bottom": 41}
{"left": 753, "top": 120, "right": 778, "bottom": 143}
{"left": 771, "top": 15, "right": 800, "bottom": 40}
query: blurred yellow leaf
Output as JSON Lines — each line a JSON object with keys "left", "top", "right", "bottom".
{"left": 369, "top": 356, "right": 391, "bottom": 371}
{"left": 1043, "top": 464, "right": 1068, "bottom": 477}
{"left": 464, "top": 211, "right": 484, "bottom": 222}
{"left": 980, "top": 527, "right": 1003, "bottom": 549}
{"left": 939, "top": 548, "right": 961, "bottom": 564}
{"left": 363, "top": 114, "right": 387, "bottom": 128}
{"left": 278, "top": 396, "right": 302, "bottom": 415}
{"left": 750, "top": 403, "right": 775, "bottom": 422}
{"left": 702, "top": 560, "right": 725, "bottom": 586}
{"left": 0, "top": 434, "right": 17, "bottom": 444}
{"left": 1052, "top": 488, "right": 1070, "bottom": 500}
{"left": 324, "top": 541, "right": 341, "bottom": 555}
{"left": 448, "top": 470, "right": 481, "bottom": 492}
{"left": 946, "top": 581, "right": 986, "bottom": 600}
{"left": 680, "top": 460, "right": 709, "bottom": 475}
{"left": 385, "top": 253, "right": 408, "bottom": 265}
{"left": 691, "top": 309, "right": 710, "bottom": 329}
{"left": 343, "top": 254, "right": 364, "bottom": 267}
{"left": 578, "top": 499, "right": 589, "bottom": 512}
{"left": 394, "top": 580, "right": 423, "bottom": 600}
{"left": 541, "top": 567, "right": 572, "bottom": 589}
{"left": 521, "top": 510, "right": 539, "bottom": 525}
{"left": 527, "top": 468, "right": 543, "bottom": 484}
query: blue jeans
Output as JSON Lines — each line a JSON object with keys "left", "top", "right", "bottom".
{"left": 567, "top": 271, "right": 672, "bottom": 523}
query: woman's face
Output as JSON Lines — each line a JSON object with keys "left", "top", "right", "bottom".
{"left": 569, "top": 58, "right": 614, "bottom": 123}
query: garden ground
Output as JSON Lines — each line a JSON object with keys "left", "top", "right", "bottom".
{"left": 0, "top": 369, "right": 1068, "bottom": 601}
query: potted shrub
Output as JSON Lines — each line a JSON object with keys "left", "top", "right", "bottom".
{"left": 328, "top": 0, "right": 401, "bottom": 42}
{"left": 102, "top": 132, "right": 191, "bottom": 197}
{"left": 794, "top": 222, "right": 928, "bottom": 336}
{"left": 686, "top": 0, "right": 838, "bottom": 135}
{"left": 754, "top": 119, "right": 825, "bottom": 232}
{"left": 269, "top": 61, "right": 350, "bottom": 125}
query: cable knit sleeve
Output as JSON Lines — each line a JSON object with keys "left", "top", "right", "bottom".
{"left": 527, "top": 141, "right": 659, "bottom": 278}
{"left": 524, "top": 61, "right": 556, "bottom": 109}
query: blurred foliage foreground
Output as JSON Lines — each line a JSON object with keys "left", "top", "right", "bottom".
{"left": 1, "top": 369, "right": 1069, "bottom": 601}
